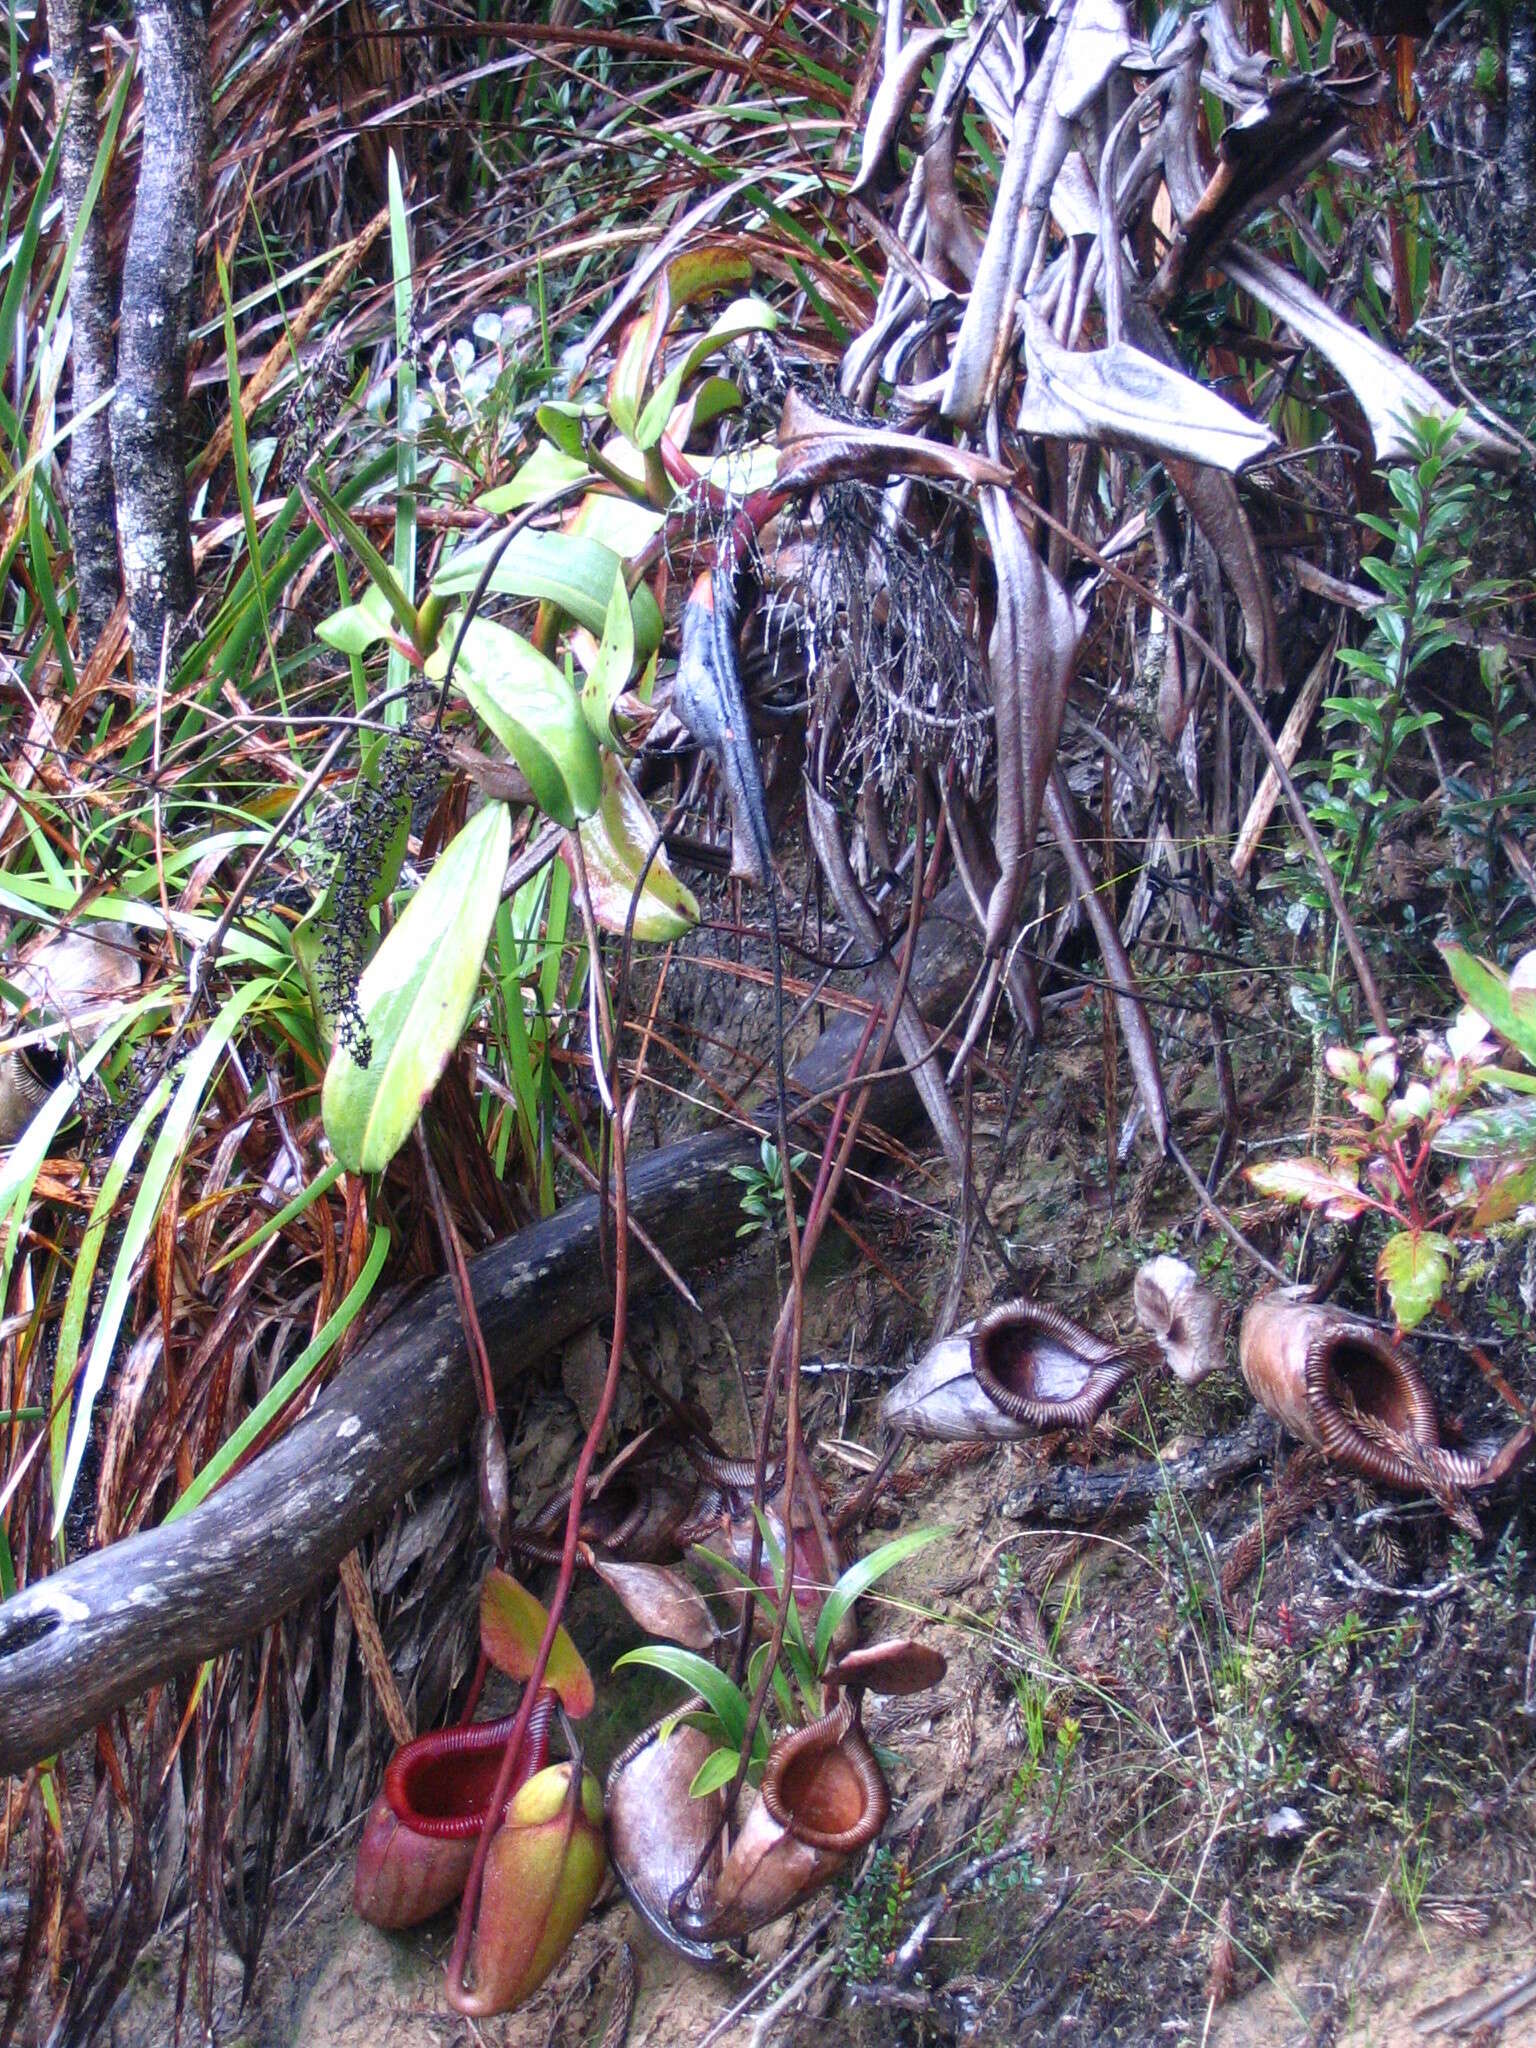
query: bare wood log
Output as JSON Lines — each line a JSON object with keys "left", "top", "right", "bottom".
{"left": 1002, "top": 1412, "right": 1278, "bottom": 1523}
{"left": 0, "top": 894, "right": 979, "bottom": 1774}
{"left": 109, "top": 0, "right": 207, "bottom": 686}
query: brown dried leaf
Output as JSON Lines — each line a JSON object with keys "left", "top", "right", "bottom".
{"left": 592, "top": 1559, "right": 720, "bottom": 1651}
{"left": 1017, "top": 307, "right": 1275, "bottom": 473}
{"left": 850, "top": 26, "right": 948, "bottom": 197}
{"left": 776, "top": 390, "right": 1010, "bottom": 494}
{"left": 978, "top": 487, "right": 1082, "bottom": 953}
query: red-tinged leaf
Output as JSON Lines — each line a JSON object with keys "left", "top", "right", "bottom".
{"left": 659, "top": 243, "right": 753, "bottom": 313}
{"left": 1471, "top": 1161, "right": 1536, "bottom": 1229}
{"left": 776, "top": 389, "right": 1011, "bottom": 495}
{"left": 1246, "top": 1158, "right": 1370, "bottom": 1217}
{"left": 1377, "top": 1230, "right": 1454, "bottom": 1332}
{"left": 480, "top": 1569, "right": 596, "bottom": 1718}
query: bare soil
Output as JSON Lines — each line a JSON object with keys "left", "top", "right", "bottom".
{"left": 103, "top": 996, "right": 1536, "bottom": 2048}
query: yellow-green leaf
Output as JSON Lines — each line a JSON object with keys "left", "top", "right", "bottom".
{"left": 430, "top": 529, "right": 663, "bottom": 657}
{"left": 580, "top": 569, "right": 635, "bottom": 749}
{"left": 480, "top": 1567, "right": 596, "bottom": 1716}
{"left": 478, "top": 441, "right": 591, "bottom": 513}
{"left": 1442, "top": 944, "right": 1536, "bottom": 1068}
{"left": 322, "top": 803, "right": 511, "bottom": 1173}
{"left": 435, "top": 615, "right": 601, "bottom": 827}
{"left": 1377, "top": 1230, "right": 1454, "bottom": 1332}
{"left": 568, "top": 756, "right": 699, "bottom": 941}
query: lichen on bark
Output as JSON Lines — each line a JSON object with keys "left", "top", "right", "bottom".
{"left": 47, "top": 0, "right": 121, "bottom": 651}
{"left": 108, "top": 0, "right": 209, "bottom": 691}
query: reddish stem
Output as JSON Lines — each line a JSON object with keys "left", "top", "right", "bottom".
{"left": 458, "top": 1650, "right": 489, "bottom": 1727}
{"left": 444, "top": 841, "right": 633, "bottom": 2008}
{"left": 385, "top": 1689, "right": 555, "bottom": 1839}
{"left": 656, "top": 431, "right": 785, "bottom": 573}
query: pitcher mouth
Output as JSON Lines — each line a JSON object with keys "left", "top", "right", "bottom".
{"left": 382, "top": 1689, "right": 556, "bottom": 1840}
{"left": 971, "top": 1301, "right": 1142, "bottom": 1429}
{"left": 1303, "top": 1331, "right": 1485, "bottom": 1491}
{"left": 760, "top": 1706, "right": 890, "bottom": 1854}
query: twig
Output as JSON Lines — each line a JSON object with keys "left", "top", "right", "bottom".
{"left": 1231, "top": 632, "right": 1336, "bottom": 880}
{"left": 887, "top": 1841, "right": 1045, "bottom": 1983}
{"left": 1327, "top": 1539, "right": 1477, "bottom": 1606}
{"left": 748, "top": 1948, "right": 839, "bottom": 2048}
{"left": 1005, "top": 1412, "right": 1277, "bottom": 1522}
{"left": 1169, "top": 1139, "right": 1289, "bottom": 1284}
{"left": 694, "top": 1910, "right": 841, "bottom": 2048}
{"left": 597, "top": 1942, "right": 638, "bottom": 2048}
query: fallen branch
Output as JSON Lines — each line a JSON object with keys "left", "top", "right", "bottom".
{"left": 0, "top": 893, "right": 979, "bottom": 1774}
{"left": 1003, "top": 1412, "right": 1277, "bottom": 1523}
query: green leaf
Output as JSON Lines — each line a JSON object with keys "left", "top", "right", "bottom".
{"left": 208, "top": 1157, "right": 346, "bottom": 1274}
{"left": 1432, "top": 1097, "right": 1536, "bottom": 1159}
{"left": 613, "top": 1645, "right": 752, "bottom": 1754}
{"left": 753, "top": 1507, "right": 810, "bottom": 1658}
{"left": 479, "top": 439, "right": 592, "bottom": 514}
{"left": 322, "top": 802, "right": 511, "bottom": 1172}
{"left": 689, "top": 1746, "right": 746, "bottom": 1800}
{"left": 633, "top": 296, "right": 779, "bottom": 449}
{"left": 1468, "top": 1064, "right": 1536, "bottom": 1095}
{"left": 387, "top": 149, "right": 419, "bottom": 717}
{"left": 0, "top": 115, "right": 61, "bottom": 397}
{"left": 49, "top": 1075, "right": 168, "bottom": 1520}
{"left": 570, "top": 755, "right": 699, "bottom": 941}
{"left": 52, "top": 978, "right": 269, "bottom": 1537}
{"left": 535, "top": 401, "right": 597, "bottom": 460}
{"left": 1377, "top": 1229, "right": 1454, "bottom": 1332}
{"left": 1441, "top": 945, "right": 1536, "bottom": 1067}
{"left": 581, "top": 568, "right": 636, "bottom": 748}
{"left": 436, "top": 616, "right": 601, "bottom": 827}
{"left": 606, "top": 311, "right": 655, "bottom": 440}
{"left": 689, "top": 375, "right": 742, "bottom": 431}
{"left": 814, "top": 1525, "right": 950, "bottom": 1671}
{"left": 0, "top": 996, "right": 160, "bottom": 1270}
{"left": 306, "top": 475, "right": 420, "bottom": 649}
{"left": 749, "top": 1636, "right": 797, "bottom": 1726}
{"left": 316, "top": 584, "right": 394, "bottom": 655}
{"left": 431, "top": 529, "right": 663, "bottom": 657}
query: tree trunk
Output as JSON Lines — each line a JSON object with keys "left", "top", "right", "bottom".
{"left": 108, "top": 0, "right": 207, "bottom": 689}
{"left": 48, "top": 0, "right": 121, "bottom": 649}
